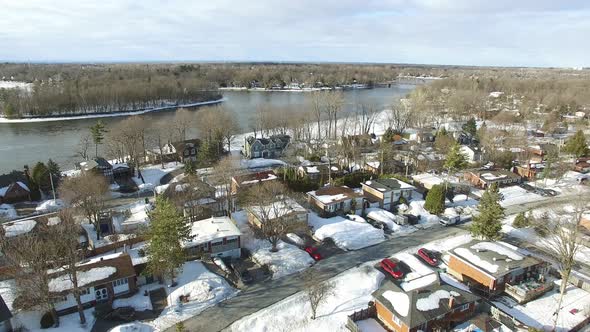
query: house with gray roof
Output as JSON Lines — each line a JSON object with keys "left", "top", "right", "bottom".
{"left": 370, "top": 275, "right": 479, "bottom": 332}
{"left": 361, "top": 178, "right": 415, "bottom": 211}
{"left": 242, "top": 135, "right": 290, "bottom": 159}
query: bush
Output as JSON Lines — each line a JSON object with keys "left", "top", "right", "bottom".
{"left": 424, "top": 185, "right": 445, "bottom": 215}
{"left": 512, "top": 212, "right": 530, "bottom": 228}
{"left": 283, "top": 177, "right": 319, "bottom": 193}
{"left": 40, "top": 311, "right": 55, "bottom": 329}
{"left": 398, "top": 196, "right": 408, "bottom": 205}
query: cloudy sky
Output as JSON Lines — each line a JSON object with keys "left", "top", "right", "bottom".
{"left": 1, "top": 0, "right": 589, "bottom": 67}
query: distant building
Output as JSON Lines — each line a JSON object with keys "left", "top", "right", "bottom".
{"left": 459, "top": 145, "right": 482, "bottom": 164}
{"left": 172, "top": 139, "right": 201, "bottom": 163}
{"left": 145, "top": 142, "right": 177, "bottom": 163}
{"left": 464, "top": 170, "right": 521, "bottom": 189}
{"left": 243, "top": 135, "right": 290, "bottom": 159}
{"left": 361, "top": 178, "right": 414, "bottom": 211}
{"left": 184, "top": 216, "right": 241, "bottom": 259}
{"left": 297, "top": 164, "right": 341, "bottom": 182}
{"left": 307, "top": 186, "right": 363, "bottom": 217}
{"left": 79, "top": 157, "right": 114, "bottom": 183}
{"left": 575, "top": 157, "right": 590, "bottom": 173}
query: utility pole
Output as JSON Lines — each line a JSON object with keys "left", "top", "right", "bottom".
{"left": 49, "top": 172, "right": 56, "bottom": 201}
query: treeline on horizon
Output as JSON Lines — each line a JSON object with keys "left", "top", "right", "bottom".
{"left": 1, "top": 62, "right": 589, "bottom": 118}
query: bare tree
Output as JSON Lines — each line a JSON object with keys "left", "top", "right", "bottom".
{"left": 302, "top": 270, "right": 335, "bottom": 320}
{"left": 356, "top": 103, "right": 379, "bottom": 135}
{"left": 0, "top": 227, "right": 62, "bottom": 327}
{"left": 242, "top": 182, "right": 303, "bottom": 252}
{"left": 387, "top": 100, "right": 412, "bottom": 135}
{"left": 212, "top": 155, "right": 240, "bottom": 214}
{"left": 546, "top": 196, "right": 588, "bottom": 330}
{"left": 310, "top": 91, "right": 324, "bottom": 141}
{"left": 59, "top": 173, "right": 109, "bottom": 239}
{"left": 76, "top": 134, "right": 93, "bottom": 160}
{"left": 215, "top": 107, "right": 240, "bottom": 152}
{"left": 324, "top": 91, "right": 344, "bottom": 139}
{"left": 172, "top": 108, "right": 193, "bottom": 141}
{"left": 53, "top": 209, "right": 89, "bottom": 325}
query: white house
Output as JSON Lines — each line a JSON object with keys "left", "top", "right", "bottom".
{"left": 184, "top": 216, "right": 242, "bottom": 259}
{"left": 459, "top": 145, "right": 481, "bottom": 164}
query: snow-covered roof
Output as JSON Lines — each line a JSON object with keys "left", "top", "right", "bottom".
{"left": 248, "top": 197, "right": 307, "bottom": 221}
{"left": 235, "top": 170, "right": 278, "bottom": 185}
{"left": 49, "top": 267, "right": 116, "bottom": 292}
{"left": 363, "top": 178, "right": 414, "bottom": 192}
{"left": 185, "top": 216, "right": 241, "bottom": 247}
{"left": 2, "top": 219, "right": 37, "bottom": 237}
{"left": 308, "top": 186, "right": 359, "bottom": 205}
{"left": 452, "top": 241, "right": 539, "bottom": 278}
{"left": 412, "top": 173, "right": 444, "bottom": 190}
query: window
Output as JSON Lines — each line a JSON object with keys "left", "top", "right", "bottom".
{"left": 226, "top": 238, "right": 238, "bottom": 245}
{"left": 79, "top": 288, "right": 90, "bottom": 296}
{"left": 392, "top": 314, "right": 402, "bottom": 326}
{"left": 211, "top": 241, "right": 223, "bottom": 247}
{"left": 460, "top": 303, "right": 470, "bottom": 312}
{"left": 112, "top": 278, "right": 128, "bottom": 287}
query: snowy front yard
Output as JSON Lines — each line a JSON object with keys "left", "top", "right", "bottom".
{"left": 148, "top": 261, "right": 237, "bottom": 331}
{"left": 134, "top": 162, "right": 184, "bottom": 191}
{"left": 308, "top": 213, "right": 385, "bottom": 250}
{"left": 229, "top": 263, "right": 384, "bottom": 332}
{"left": 232, "top": 210, "right": 314, "bottom": 279}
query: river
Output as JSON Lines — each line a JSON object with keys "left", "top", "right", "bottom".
{"left": 0, "top": 85, "right": 415, "bottom": 173}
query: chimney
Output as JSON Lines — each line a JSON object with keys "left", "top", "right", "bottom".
{"left": 448, "top": 295, "right": 455, "bottom": 308}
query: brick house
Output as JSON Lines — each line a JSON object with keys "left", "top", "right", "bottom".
{"left": 447, "top": 241, "right": 552, "bottom": 302}
{"left": 50, "top": 254, "right": 137, "bottom": 315}
{"left": 184, "top": 216, "right": 241, "bottom": 259}
{"left": 307, "top": 186, "right": 364, "bottom": 217}
{"left": 231, "top": 170, "right": 278, "bottom": 195}
{"left": 464, "top": 170, "right": 521, "bottom": 189}
{"left": 361, "top": 178, "right": 415, "bottom": 211}
{"left": 371, "top": 277, "right": 479, "bottom": 332}
{"left": 0, "top": 181, "right": 31, "bottom": 204}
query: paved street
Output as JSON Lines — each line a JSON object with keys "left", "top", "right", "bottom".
{"left": 170, "top": 224, "right": 465, "bottom": 332}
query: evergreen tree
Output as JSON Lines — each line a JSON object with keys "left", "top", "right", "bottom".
{"left": 184, "top": 160, "right": 196, "bottom": 176}
{"left": 146, "top": 197, "right": 192, "bottom": 282}
{"left": 462, "top": 117, "right": 477, "bottom": 137}
{"left": 471, "top": 184, "right": 504, "bottom": 240}
{"left": 424, "top": 185, "right": 445, "bottom": 215}
{"left": 444, "top": 143, "right": 468, "bottom": 174}
{"left": 90, "top": 120, "right": 107, "bottom": 158}
{"left": 382, "top": 127, "right": 396, "bottom": 143}
{"left": 563, "top": 130, "right": 589, "bottom": 158}
{"left": 31, "top": 162, "right": 51, "bottom": 193}
{"left": 512, "top": 211, "right": 530, "bottom": 228}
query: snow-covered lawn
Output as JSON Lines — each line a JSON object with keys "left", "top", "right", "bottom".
{"left": 308, "top": 213, "right": 385, "bottom": 250}
{"left": 229, "top": 263, "right": 384, "bottom": 332}
{"left": 406, "top": 200, "right": 440, "bottom": 226}
{"left": 148, "top": 261, "right": 237, "bottom": 331}
{"left": 0, "top": 203, "right": 17, "bottom": 219}
{"left": 112, "top": 200, "right": 152, "bottom": 232}
{"left": 35, "top": 199, "right": 65, "bottom": 213}
{"left": 251, "top": 241, "right": 314, "bottom": 279}
{"left": 365, "top": 208, "right": 417, "bottom": 235}
{"left": 134, "top": 162, "right": 184, "bottom": 191}
{"left": 473, "top": 185, "right": 545, "bottom": 207}
{"left": 356, "top": 318, "right": 387, "bottom": 332}
{"left": 493, "top": 280, "right": 590, "bottom": 332}
{"left": 232, "top": 210, "right": 314, "bottom": 279}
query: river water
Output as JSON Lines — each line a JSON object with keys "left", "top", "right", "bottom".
{"left": 0, "top": 86, "right": 414, "bottom": 173}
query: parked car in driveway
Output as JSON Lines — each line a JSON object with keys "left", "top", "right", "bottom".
{"left": 380, "top": 258, "right": 404, "bottom": 279}
{"left": 305, "top": 246, "right": 322, "bottom": 260}
{"left": 417, "top": 248, "right": 439, "bottom": 266}
{"left": 439, "top": 215, "right": 460, "bottom": 226}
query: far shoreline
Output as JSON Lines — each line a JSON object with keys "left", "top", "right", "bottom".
{"left": 0, "top": 97, "right": 224, "bottom": 124}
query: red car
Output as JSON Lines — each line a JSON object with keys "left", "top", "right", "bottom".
{"left": 417, "top": 248, "right": 439, "bottom": 266}
{"left": 305, "top": 247, "right": 322, "bottom": 261}
{"left": 380, "top": 258, "right": 404, "bottom": 279}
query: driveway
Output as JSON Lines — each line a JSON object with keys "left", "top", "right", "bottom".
{"left": 167, "top": 224, "right": 465, "bottom": 332}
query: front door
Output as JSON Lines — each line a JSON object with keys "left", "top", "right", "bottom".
{"left": 95, "top": 287, "right": 108, "bottom": 302}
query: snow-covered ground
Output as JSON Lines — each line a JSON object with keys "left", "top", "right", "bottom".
{"left": 35, "top": 199, "right": 65, "bottom": 213}
{"left": 0, "top": 80, "right": 32, "bottom": 90}
{"left": 109, "top": 322, "right": 154, "bottom": 332}
{"left": 308, "top": 213, "right": 385, "bottom": 250}
{"left": 148, "top": 261, "right": 237, "bottom": 331}
{"left": 493, "top": 280, "right": 590, "bottom": 331}
{"left": 112, "top": 200, "right": 152, "bottom": 232}
{"left": 229, "top": 263, "right": 384, "bottom": 332}
{"left": 232, "top": 210, "right": 314, "bottom": 279}
{"left": 365, "top": 208, "right": 417, "bottom": 235}
{"left": 133, "top": 162, "right": 184, "bottom": 192}
{"left": 0, "top": 203, "right": 18, "bottom": 219}
{"left": 472, "top": 185, "right": 545, "bottom": 207}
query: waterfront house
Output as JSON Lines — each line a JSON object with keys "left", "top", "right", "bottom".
{"left": 0, "top": 181, "right": 31, "bottom": 204}
{"left": 79, "top": 157, "right": 114, "bottom": 183}
{"left": 184, "top": 216, "right": 241, "bottom": 259}
{"left": 145, "top": 142, "right": 178, "bottom": 164}
{"left": 242, "top": 135, "right": 290, "bottom": 159}
{"left": 172, "top": 139, "right": 201, "bottom": 163}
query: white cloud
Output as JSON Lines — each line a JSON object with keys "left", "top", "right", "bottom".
{"left": 0, "top": 0, "right": 588, "bottom": 67}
